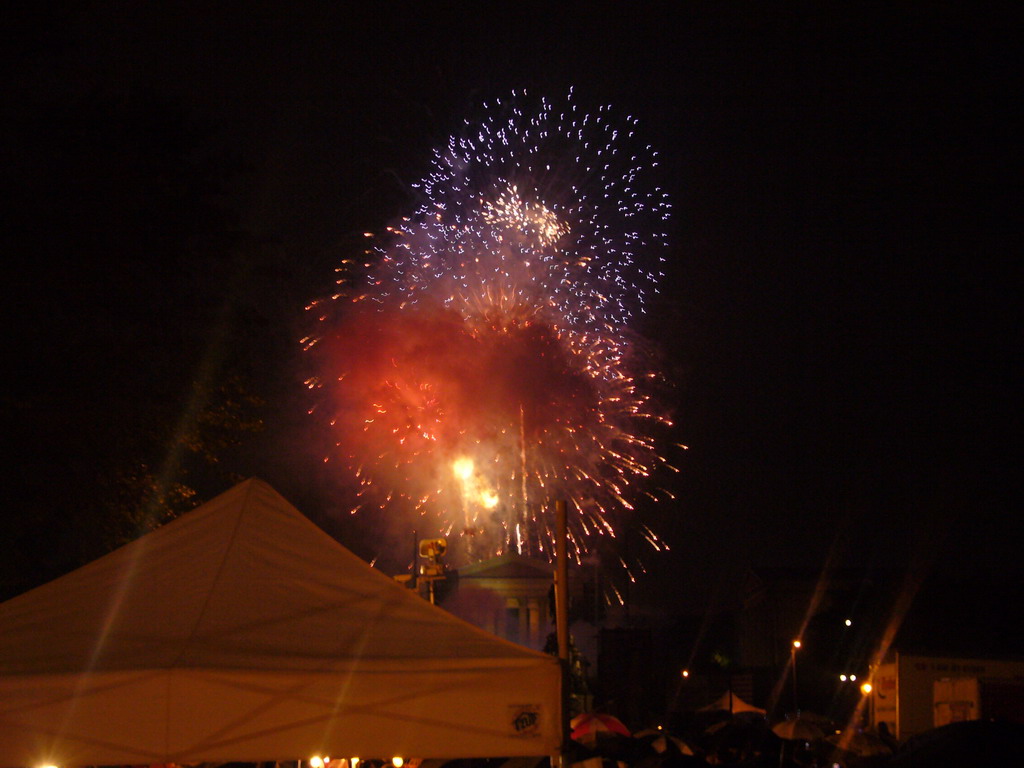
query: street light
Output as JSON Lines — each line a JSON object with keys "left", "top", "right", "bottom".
{"left": 791, "top": 639, "right": 801, "bottom": 711}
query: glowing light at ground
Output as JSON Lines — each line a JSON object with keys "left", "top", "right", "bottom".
{"left": 305, "top": 89, "right": 674, "bottom": 563}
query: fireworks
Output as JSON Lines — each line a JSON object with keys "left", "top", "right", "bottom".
{"left": 305, "top": 89, "right": 674, "bottom": 565}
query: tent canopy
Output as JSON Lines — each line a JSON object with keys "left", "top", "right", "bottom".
{"left": 0, "top": 479, "right": 561, "bottom": 766}
{"left": 697, "top": 691, "right": 766, "bottom": 715}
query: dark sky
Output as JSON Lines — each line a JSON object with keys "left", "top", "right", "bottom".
{"left": 3, "top": 4, "right": 1020, "bottom": 626}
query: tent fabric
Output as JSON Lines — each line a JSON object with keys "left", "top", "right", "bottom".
{"left": 0, "top": 479, "right": 561, "bottom": 766}
{"left": 697, "top": 692, "right": 766, "bottom": 715}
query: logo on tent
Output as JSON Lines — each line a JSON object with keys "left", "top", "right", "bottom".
{"left": 510, "top": 704, "right": 542, "bottom": 737}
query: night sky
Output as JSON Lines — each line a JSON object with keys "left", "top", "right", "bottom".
{"left": 3, "top": 5, "right": 1020, "bottom": 647}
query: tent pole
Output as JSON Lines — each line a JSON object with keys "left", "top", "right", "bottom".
{"left": 412, "top": 529, "right": 418, "bottom": 591}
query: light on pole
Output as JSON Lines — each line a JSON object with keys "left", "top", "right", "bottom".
{"left": 791, "top": 639, "right": 802, "bottom": 711}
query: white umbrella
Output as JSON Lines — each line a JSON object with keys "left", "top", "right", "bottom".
{"left": 634, "top": 729, "right": 695, "bottom": 756}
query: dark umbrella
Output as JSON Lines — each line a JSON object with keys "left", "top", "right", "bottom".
{"left": 772, "top": 717, "right": 825, "bottom": 742}
{"left": 634, "top": 728, "right": 696, "bottom": 757}
{"left": 890, "top": 719, "right": 1024, "bottom": 768}
{"left": 703, "top": 715, "right": 774, "bottom": 766}
{"left": 826, "top": 729, "right": 893, "bottom": 758}
{"left": 633, "top": 752, "right": 703, "bottom": 768}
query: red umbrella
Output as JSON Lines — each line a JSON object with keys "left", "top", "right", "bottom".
{"left": 571, "top": 713, "right": 631, "bottom": 745}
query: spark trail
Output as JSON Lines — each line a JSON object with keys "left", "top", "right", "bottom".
{"left": 305, "top": 89, "right": 674, "bottom": 566}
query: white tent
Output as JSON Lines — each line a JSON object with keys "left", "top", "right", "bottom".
{"left": 0, "top": 479, "right": 561, "bottom": 766}
{"left": 697, "top": 691, "right": 766, "bottom": 715}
